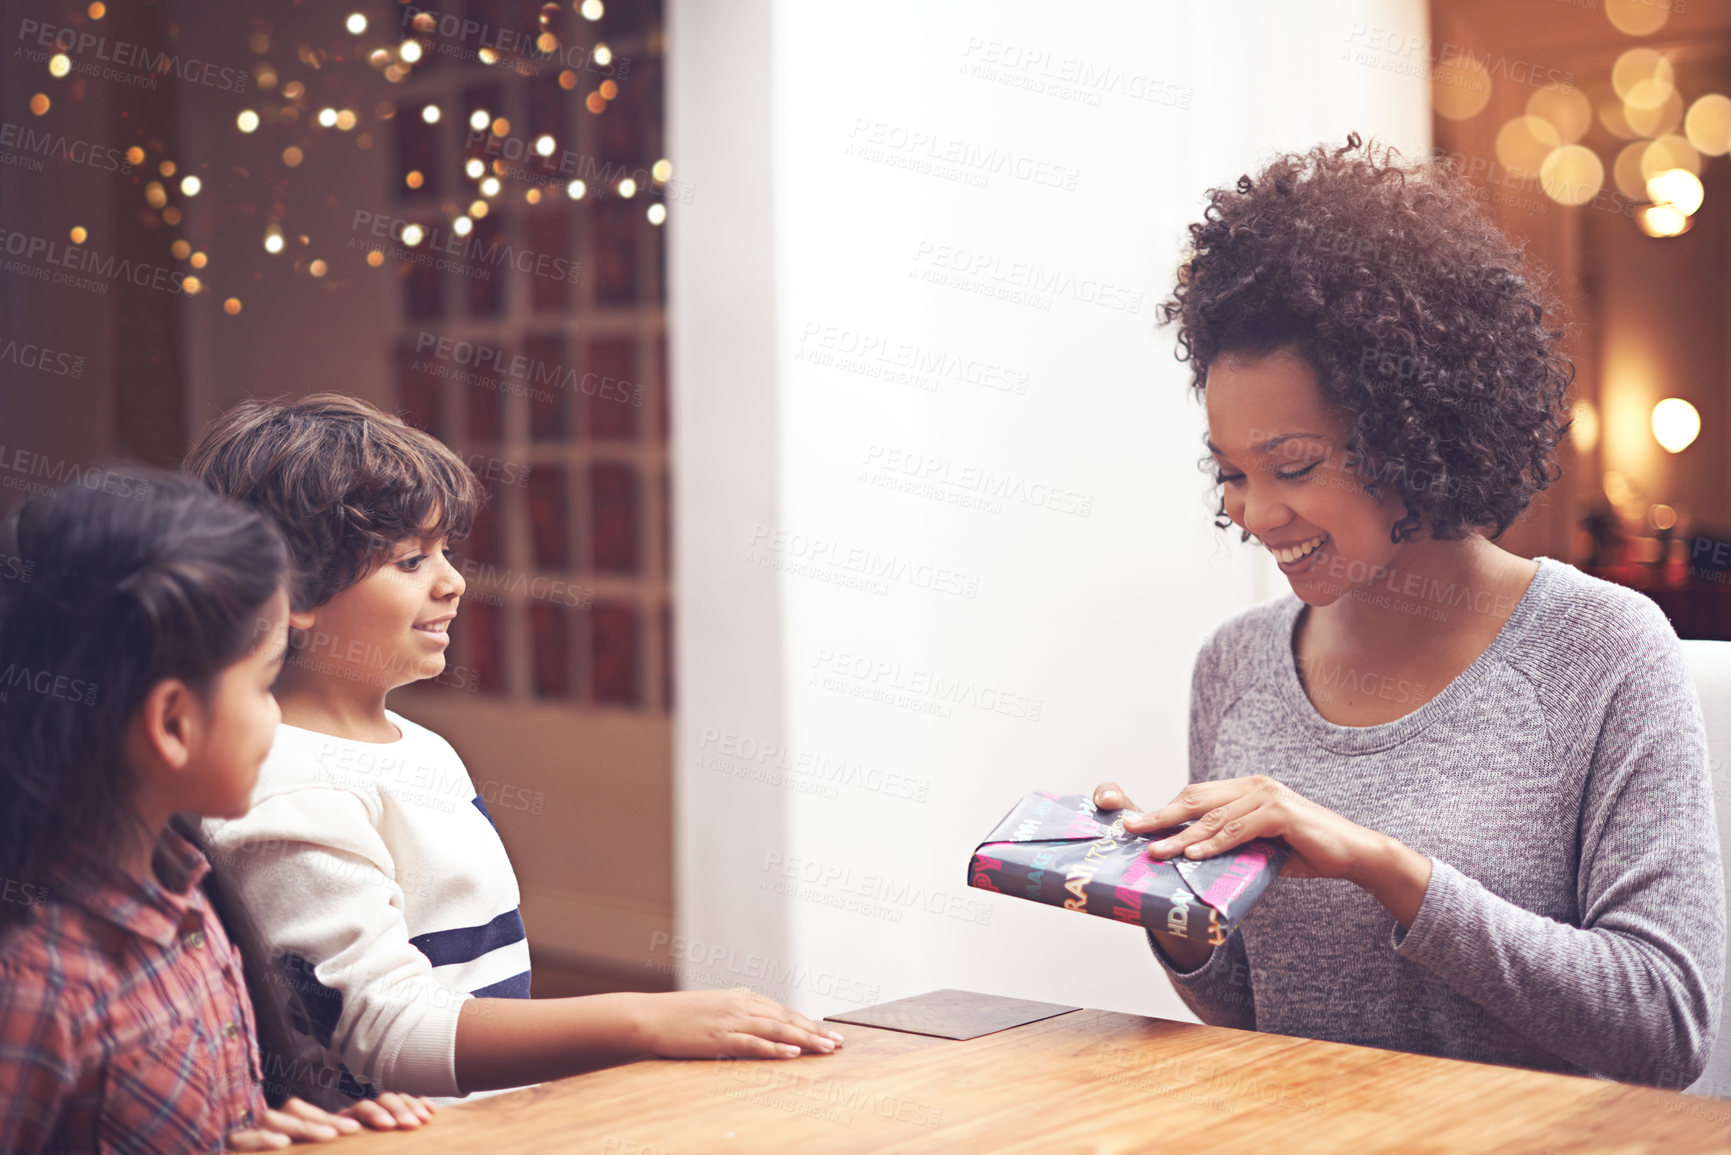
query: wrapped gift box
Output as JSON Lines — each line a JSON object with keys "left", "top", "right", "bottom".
{"left": 967, "top": 790, "right": 1288, "bottom": 944}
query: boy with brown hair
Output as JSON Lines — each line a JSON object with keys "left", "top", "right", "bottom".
{"left": 186, "top": 393, "right": 841, "bottom": 1106}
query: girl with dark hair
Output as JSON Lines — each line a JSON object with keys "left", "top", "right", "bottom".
{"left": 0, "top": 469, "right": 437, "bottom": 1151}
{"left": 1093, "top": 135, "right": 1723, "bottom": 1087}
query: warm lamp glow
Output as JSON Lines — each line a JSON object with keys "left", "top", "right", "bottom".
{"left": 1651, "top": 398, "right": 1700, "bottom": 453}
{"left": 1570, "top": 398, "right": 1600, "bottom": 455}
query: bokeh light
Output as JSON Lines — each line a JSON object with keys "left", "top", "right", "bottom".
{"left": 1647, "top": 168, "right": 1704, "bottom": 216}
{"left": 1570, "top": 398, "right": 1600, "bottom": 455}
{"left": 1431, "top": 53, "right": 1492, "bottom": 121}
{"left": 1684, "top": 94, "right": 1731, "bottom": 157}
{"left": 1652, "top": 398, "right": 1701, "bottom": 452}
{"left": 1637, "top": 203, "right": 1690, "bottom": 237}
{"left": 1605, "top": 0, "right": 1668, "bottom": 36}
{"left": 1539, "top": 145, "right": 1604, "bottom": 206}
{"left": 1613, "top": 141, "right": 1650, "bottom": 200}
{"left": 1640, "top": 135, "right": 1700, "bottom": 180}
{"left": 1612, "top": 48, "right": 1672, "bottom": 101}
{"left": 1496, "top": 116, "right": 1560, "bottom": 174}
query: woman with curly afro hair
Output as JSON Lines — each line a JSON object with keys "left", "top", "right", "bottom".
{"left": 1092, "top": 135, "right": 1724, "bottom": 1088}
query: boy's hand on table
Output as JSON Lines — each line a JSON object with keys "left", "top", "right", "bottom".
{"left": 227, "top": 1093, "right": 435, "bottom": 1148}
{"left": 638, "top": 988, "right": 846, "bottom": 1060}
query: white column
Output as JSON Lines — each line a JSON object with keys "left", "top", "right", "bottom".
{"left": 671, "top": 0, "right": 1429, "bottom": 1021}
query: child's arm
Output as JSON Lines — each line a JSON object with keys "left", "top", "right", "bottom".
{"left": 209, "top": 787, "right": 840, "bottom": 1097}
{"left": 454, "top": 987, "right": 841, "bottom": 1091}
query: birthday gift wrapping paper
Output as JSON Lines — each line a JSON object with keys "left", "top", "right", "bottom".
{"left": 967, "top": 791, "right": 1289, "bottom": 945}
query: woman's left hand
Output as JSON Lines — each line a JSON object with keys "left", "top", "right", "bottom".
{"left": 1110, "top": 775, "right": 1383, "bottom": 881}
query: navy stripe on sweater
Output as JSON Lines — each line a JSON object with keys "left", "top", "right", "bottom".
{"left": 471, "top": 970, "right": 533, "bottom": 999}
{"left": 409, "top": 908, "right": 527, "bottom": 968}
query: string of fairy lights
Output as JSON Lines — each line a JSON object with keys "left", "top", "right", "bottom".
{"left": 25, "top": 0, "right": 670, "bottom": 316}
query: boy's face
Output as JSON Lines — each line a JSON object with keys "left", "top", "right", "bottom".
{"left": 291, "top": 527, "right": 465, "bottom": 691}
{"left": 186, "top": 587, "right": 290, "bottom": 818}
{"left": 1205, "top": 347, "right": 1409, "bottom": 607}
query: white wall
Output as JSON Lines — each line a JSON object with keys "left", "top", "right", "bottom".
{"left": 671, "top": 0, "right": 1429, "bottom": 1022}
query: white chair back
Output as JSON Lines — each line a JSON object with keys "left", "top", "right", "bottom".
{"left": 1681, "top": 638, "right": 1731, "bottom": 1099}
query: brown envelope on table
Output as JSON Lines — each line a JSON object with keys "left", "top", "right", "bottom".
{"left": 824, "top": 988, "right": 1078, "bottom": 1041}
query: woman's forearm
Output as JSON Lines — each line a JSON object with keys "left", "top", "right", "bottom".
{"left": 453, "top": 992, "right": 651, "bottom": 1091}
{"left": 1151, "top": 927, "right": 1217, "bottom": 972}
{"left": 1348, "top": 832, "right": 1433, "bottom": 930}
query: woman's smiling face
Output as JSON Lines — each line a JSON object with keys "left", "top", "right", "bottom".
{"left": 1205, "top": 346, "right": 1407, "bottom": 606}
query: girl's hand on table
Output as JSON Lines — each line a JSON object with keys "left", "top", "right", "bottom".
{"left": 226, "top": 1093, "right": 435, "bottom": 1148}
{"left": 338, "top": 1092, "right": 436, "bottom": 1130}
{"left": 1091, "top": 777, "right": 1382, "bottom": 881}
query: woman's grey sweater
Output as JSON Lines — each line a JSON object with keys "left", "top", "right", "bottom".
{"left": 1151, "top": 556, "right": 1725, "bottom": 1087}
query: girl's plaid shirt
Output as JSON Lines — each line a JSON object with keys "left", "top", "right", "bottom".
{"left": 0, "top": 827, "right": 266, "bottom": 1153}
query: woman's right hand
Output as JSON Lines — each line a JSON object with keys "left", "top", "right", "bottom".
{"left": 1093, "top": 780, "right": 1217, "bottom": 970}
{"left": 637, "top": 988, "right": 845, "bottom": 1060}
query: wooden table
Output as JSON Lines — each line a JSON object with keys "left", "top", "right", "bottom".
{"left": 335, "top": 1002, "right": 1731, "bottom": 1153}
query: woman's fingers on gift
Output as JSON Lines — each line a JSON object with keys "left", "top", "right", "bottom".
{"left": 1124, "top": 781, "right": 1216, "bottom": 833}
{"left": 1128, "top": 776, "right": 1280, "bottom": 837}
{"left": 1148, "top": 793, "right": 1266, "bottom": 859}
{"left": 1093, "top": 780, "right": 1138, "bottom": 812}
